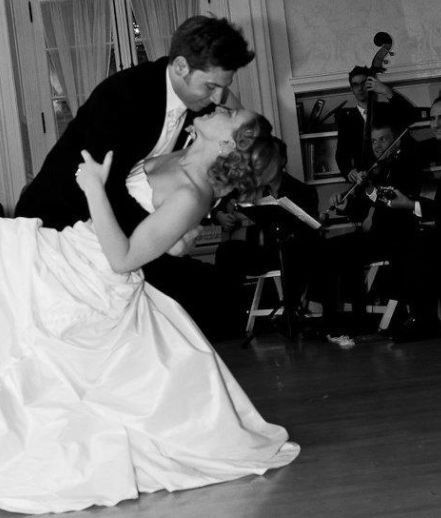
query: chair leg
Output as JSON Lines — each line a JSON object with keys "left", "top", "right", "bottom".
{"left": 273, "top": 275, "right": 283, "bottom": 303}
{"left": 245, "top": 277, "right": 264, "bottom": 335}
{"left": 379, "top": 299, "right": 398, "bottom": 330}
{"left": 365, "top": 264, "right": 380, "bottom": 292}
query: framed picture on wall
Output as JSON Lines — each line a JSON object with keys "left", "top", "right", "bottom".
{"left": 302, "top": 134, "right": 342, "bottom": 183}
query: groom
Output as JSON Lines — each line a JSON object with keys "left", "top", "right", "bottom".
{"left": 15, "top": 15, "right": 255, "bottom": 339}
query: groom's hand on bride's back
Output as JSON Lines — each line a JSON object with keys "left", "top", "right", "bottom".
{"left": 76, "top": 150, "right": 113, "bottom": 193}
{"left": 166, "top": 225, "right": 203, "bottom": 257}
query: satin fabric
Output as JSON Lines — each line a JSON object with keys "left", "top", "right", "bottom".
{"left": 0, "top": 209, "right": 298, "bottom": 513}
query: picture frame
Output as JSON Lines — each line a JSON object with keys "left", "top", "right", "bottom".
{"left": 303, "top": 135, "right": 341, "bottom": 183}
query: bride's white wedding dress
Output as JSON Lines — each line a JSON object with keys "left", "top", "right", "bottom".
{"left": 0, "top": 170, "right": 299, "bottom": 514}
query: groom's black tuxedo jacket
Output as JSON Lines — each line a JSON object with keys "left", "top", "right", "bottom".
{"left": 15, "top": 57, "right": 200, "bottom": 235}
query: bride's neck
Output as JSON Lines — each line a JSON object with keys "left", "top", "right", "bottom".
{"left": 179, "top": 140, "right": 217, "bottom": 178}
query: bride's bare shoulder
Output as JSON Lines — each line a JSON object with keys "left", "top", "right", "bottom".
{"left": 143, "top": 155, "right": 166, "bottom": 174}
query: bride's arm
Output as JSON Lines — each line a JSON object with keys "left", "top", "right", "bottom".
{"left": 77, "top": 150, "right": 207, "bottom": 273}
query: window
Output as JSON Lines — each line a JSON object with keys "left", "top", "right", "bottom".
{"left": 9, "top": 0, "right": 138, "bottom": 173}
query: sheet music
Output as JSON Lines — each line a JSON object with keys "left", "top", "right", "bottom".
{"left": 241, "top": 195, "right": 321, "bottom": 230}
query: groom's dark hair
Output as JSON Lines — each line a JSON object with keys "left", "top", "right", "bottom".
{"left": 169, "top": 16, "right": 254, "bottom": 72}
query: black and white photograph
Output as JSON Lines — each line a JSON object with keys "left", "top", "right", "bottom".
{"left": 1, "top": 1, "right": 441, "bottom": 517}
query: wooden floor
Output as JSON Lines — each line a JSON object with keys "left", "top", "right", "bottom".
{"left": 2, "top": 329, "right": 441, "bottom": 518}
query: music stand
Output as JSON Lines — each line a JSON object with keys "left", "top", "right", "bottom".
{"left": 239, "top": 205, "right": 303, "bottom": 343}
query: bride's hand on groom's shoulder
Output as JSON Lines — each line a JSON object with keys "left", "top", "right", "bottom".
{"left": 76, "top": 150, "right": 113, "bottom": 194}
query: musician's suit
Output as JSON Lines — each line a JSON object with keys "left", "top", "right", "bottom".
{"left": 418, "top": 137, "right": 441, "bottom": 227}
{"left": 14, "top": 57, "right": 234, "bottom": 340}
{"left": 411, "top": 137, "right": 441, "bottom": 319}
{"left": 335, "top": 92, "right": 417, "bottom": 177}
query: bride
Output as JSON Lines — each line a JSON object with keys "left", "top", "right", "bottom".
{"left": 0, "top": 106, "right": 299, "bottom": 514}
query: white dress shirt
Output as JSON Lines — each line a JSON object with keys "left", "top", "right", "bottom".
{"left": 357, "top": 105, "right": 367, "bottom": 121}
{"left": 148, "top": 67, "right": 187, "bottom": 158}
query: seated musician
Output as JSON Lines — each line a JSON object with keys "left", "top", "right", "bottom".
{"left": 376, "top": 96, "right": 441, "bottom": 337}
{"left": 419, "top": 95, "right": 441, "bottom": 172}
{"left": 417, "top": 96, "right": 441, "bottom": 234}
{"left": 214, "top": 137, "right": 320, "bottom": 330}
{"left": 320, "top": 108, "right": 438, "bottom": 339}
{"left": 382, "top": 96, "right": 441, "bottom": 226}
{"left": 336, "top": 65, "right": 417, "bottom": 181}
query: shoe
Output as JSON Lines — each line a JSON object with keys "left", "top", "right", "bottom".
{"left": 326, "top": 334, "right": 356, "bottom": 349}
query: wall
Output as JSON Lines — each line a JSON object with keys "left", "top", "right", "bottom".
{"left": 285, "top": 0, "right": 441, "bottom": 84}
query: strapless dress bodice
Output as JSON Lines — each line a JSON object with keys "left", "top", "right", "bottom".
{"left": 126, "top": 161, "right": 155, "bottom": 213}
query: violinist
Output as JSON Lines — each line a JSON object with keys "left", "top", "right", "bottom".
{"left": 319, "top": 110, "right": 429, "bottom": 339}
{"left": 390, "top": 96, "right": 441, "bottom": 225}
{"left": 376, "top": 96, "right": 441, "bottom": 340}
{"left": 335, "top": 65, "right": 417, "bottom": 180}
{"left": 417, "top": 95, "right": 441, "bottom": 226}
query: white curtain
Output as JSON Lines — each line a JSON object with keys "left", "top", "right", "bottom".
{"left": 41, "top": 0, "right": 112, "bottom": 116}
{"left": 130, "top": 0, "right": 199, "bottom": 60}
{"left": 0, "top": 0, "right": 27, "bottom": 213}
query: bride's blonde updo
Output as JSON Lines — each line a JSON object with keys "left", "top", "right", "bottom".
{"left": 207, "top": 114, "right": 279, "bottom": 200}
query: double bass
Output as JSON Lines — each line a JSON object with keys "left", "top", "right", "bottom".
{"left": 321, "top": 32, "right": 395, "bottom": 221}
{"left": 360, "top": 32, "right": 394, "bottom": 169}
